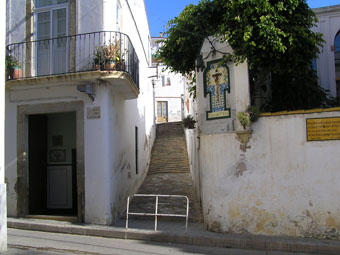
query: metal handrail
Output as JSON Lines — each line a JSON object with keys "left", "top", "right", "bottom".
{"left": 126, "top": 194, "right": 189, "bottom": 231}
{"left": 6, "top": 31, "right": 139, "bottom": 88}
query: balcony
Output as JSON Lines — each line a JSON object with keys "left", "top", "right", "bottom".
{"left": 6, "top": 31, "right": 139, "bottom": 99}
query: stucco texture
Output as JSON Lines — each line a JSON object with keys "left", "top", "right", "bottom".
{"left": 0, "top": 184, "right": 7, "bottom": 251}
{"left": 199, "top": 112, "right": 340, "bottom": 239}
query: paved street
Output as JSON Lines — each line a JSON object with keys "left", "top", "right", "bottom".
{"left": 2, "top": 228, "right": 324, "bottom": 255}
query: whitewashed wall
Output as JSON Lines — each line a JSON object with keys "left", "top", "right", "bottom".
{"left": 184, "top": 74, "right": 200, "bottom": 199}
{"left": 313, "top": 5, "right": 340, "bottom": 97}
{"left": 186, "top": 37, "right": 340, "bottom": 239}
{"left": 5, "top": 0, "right": 155, "bottom": 225}
{"left": 78, "top": 1, "right": 103, "bottom": 34}
{"left": 6, "top": 0, "right": 25, "bottom": 45}
{"left": 197, "top": 38, "right": 250, "bottom": 135}
{"left": 122, "top": 0, "right": 151, "bottom": 66}
{"left": 151, "top": 36, "right": 186, "bottom": 123}
{"left": 0, "top": 0, "right": 7, "bottom": 251}
{"left": 154, "top": 70, "right": 185, "bottom": 123}
{"left": 5, "top": 80, "right": 155, "bottom": 225}
{"left": 199, "top": 111, "right": 340, "bottom": 239}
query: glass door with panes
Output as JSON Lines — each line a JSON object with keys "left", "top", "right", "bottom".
{"left": 157, "top": 101, "right": 168, "bottom": 123}
{"left": 36, "top": 0, "right": 68, "bottom": 76}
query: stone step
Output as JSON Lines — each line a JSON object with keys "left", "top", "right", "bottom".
{"left": 130, "top": 122, "right": 203, "bottom": 223}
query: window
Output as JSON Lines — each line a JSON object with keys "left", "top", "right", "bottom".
{"left": 161, "top": 75, "right": 165, "bottom": 86}
{"left": 35, "top": 0, "right": 69, "bottom": 75}
{"left": 36, "top": 0, "right": 68, "bottom": 8}
{"left": 166, "top": 77, "right": 171, "bottom": 86}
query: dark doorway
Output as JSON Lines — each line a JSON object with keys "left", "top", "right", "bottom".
{"left": 28, "top": 112, "right": 77, "bottom": 216}
{"left": 28, "top": 115, "right": 48, "bottom": 214}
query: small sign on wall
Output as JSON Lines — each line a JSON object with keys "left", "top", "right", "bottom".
{"left": 306, "top": 117, "right": 340, "bottom": 141}
{"left": 87, "top": 106, "right": 101, "bottom": 119}
{"left": 49, "top": 149, "right": 66, "bottom": 162}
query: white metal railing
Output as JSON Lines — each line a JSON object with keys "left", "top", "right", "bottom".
{"left": 126, "top": 194, "right": 189, "bottom": 231}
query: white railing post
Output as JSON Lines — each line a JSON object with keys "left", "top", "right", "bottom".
{"left": 155, "top": 195, "right": 159, "bottom": 231}
{"left": 185, "top": 197, "right": 189, "bottom": 232}
{"left": 125, "top": 196, "right": 130, "bottom": 229}
{"left": 126, "top": 194, "right": 190, "bottom": 232}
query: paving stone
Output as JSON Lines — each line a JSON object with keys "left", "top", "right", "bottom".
{"left": 130, "top": 122, "right": 203, "bottom": 222}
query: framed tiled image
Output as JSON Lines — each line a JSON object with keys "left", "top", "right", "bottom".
{"left": 49, "top": 149, "right": 66, "bottom": 162}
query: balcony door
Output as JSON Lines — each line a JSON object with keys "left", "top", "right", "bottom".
{"left": 36, "top": 1, "right": 68, "bottom": 76}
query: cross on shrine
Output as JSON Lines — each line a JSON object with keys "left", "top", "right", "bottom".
{"left": 212, "top": 69, "right": 222, "bottom": 101}
{"left": 204, "top": 62, "right": 230, "bottom": 119}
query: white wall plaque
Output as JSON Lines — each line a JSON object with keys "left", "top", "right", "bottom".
{"left": 87, "top": 106, "right": 101, "bottom": 119}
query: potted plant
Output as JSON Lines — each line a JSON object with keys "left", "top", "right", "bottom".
{"left": 237, "top": 111, "right": 251, "bottom": 130}
{"left": 115, "top": 56, "right": 125, "bottom": 71}
{"left": 247, "top": 105, "right": 261, "bottom": 122}
{"left": 6, "top": 55, "right": 22, "bottom": 79}
{"left": 237, "top": 105, "right": 261, "bottom": 130}
{"left": 93, "top": 41, "right": 126, "bottom": 71}
{"left": 116, "top": 48, "right": 126, "bottom": 71}
{"left": 182, "top": 115, "right": 196, "bottom": 129}
{"left": 102, "top": 41, "right": 121, "bottom": 70}
{"left": 92, "top": 46, "right": 104, "bottom": 70}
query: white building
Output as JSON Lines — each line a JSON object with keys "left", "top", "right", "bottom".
{"left": 5, "top": 0, "right": 155, "bottom": 225}
{"left": 151, "top": 37, "right": 185, "bottom": 123}
{"left": 184, "top": 36, "right": 340, "bottom": 239}
{"left": 1, "top": 1, "right": 7, "bottom": 252}
{"left": 313, "top": 4, "right": 340, "bottom": 98}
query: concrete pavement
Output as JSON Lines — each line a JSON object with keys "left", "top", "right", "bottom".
{"left": 5, "top": 228, "right": 327, "bottom": 255}
{"left": 6, "top": 217, "right": 340, "bottom": 254}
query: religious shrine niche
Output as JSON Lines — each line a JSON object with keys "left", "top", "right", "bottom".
{"left": 203, "top": 59, "right": 231, "bottom": 120}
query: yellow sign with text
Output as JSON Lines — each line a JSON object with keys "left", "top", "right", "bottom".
{"left": 207, "top": 110, "right": 230, "bottom": 119}
{"left": 306, "top": 117, "right": 340, "bottom": 141}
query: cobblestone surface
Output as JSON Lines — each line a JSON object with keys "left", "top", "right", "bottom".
{"left": 129, "top": 122, "right": 202, "bottom": 222}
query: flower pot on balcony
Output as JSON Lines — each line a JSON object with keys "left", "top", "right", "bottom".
{"left": 6, "top": 55, "right": 22, "bottom": 80}
{"left": 105, "top": 62, "right": 116, "bottom": 70}
{"left": 9, "top": 66, "right": 22, "bottom": 79}
{"left": 116, "top": 60, "right": 126, "bottom": 71}
{"left": 92, "top": 64, "right": 101, "bottom": 71}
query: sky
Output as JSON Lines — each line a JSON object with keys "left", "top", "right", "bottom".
{"left": 145, "top": 0, "right": 340, "bottom": 37}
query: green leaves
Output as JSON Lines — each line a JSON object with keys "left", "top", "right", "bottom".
{"left": 159, "top": 0, "right": 328, "bottom": 110}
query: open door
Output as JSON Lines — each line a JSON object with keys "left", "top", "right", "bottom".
{"left": 28, "top": 112, "right": 77, "bottom": 216}
{"left": 29, "top": 115, "right": 48, "bottom": 214}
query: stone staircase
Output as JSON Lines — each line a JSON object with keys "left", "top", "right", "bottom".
{"left": 129, "top": 122, "right": 203, "bottom": 222}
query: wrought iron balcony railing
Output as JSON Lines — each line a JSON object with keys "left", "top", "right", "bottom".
{"left": 6, "top": 31, "right": 139, "bottom": 88}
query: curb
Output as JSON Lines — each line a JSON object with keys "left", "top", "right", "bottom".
{"left": 8, "top": 218, "right": 340, "bottom": 254}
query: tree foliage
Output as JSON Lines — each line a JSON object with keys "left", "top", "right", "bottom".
{"left": 159, "top": 0, "right": 221, "bottom": 74}
{"left": 159, "top": 0, "right": 333, "bottom": 111}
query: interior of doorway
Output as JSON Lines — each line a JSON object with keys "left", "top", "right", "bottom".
{"left": 28, "top": 112, "right": 77, "bottom": 216}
